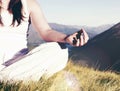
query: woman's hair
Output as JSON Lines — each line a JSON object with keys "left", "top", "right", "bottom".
{"left": 0, "top": 0, "right": 24, "bottom": 26}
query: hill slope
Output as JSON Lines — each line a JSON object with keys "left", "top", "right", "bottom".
{"left": 70, "top": 22, "right": 120, "bottom": 71}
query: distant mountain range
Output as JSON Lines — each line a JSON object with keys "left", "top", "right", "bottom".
{"left": 27, "top": 23, "right": 114, "bottom": 47}
{"left": 70, "top": 22, "right": 120, "bottom": 72}
{"left": 49, "top": 23, "right": 114, "bottom": 38}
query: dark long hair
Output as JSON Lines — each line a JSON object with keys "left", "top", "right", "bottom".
{"left": 0, "top": 0, "right": 23, "bottom": 26}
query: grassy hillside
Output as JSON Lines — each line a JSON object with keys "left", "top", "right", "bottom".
{"left": 0, "top": 60, "right": 120, "bottom": 91}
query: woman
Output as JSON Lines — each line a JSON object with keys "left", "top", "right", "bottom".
{"left": 0, "top": 0, "right": 89, "bottom": 82}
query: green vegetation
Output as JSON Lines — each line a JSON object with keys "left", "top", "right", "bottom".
{"left": 0, "top": 60, "right": 120, "bottom": 91}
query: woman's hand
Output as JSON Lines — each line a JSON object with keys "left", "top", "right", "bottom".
{"left": 64, "top": 29, "right": 89, "bottom": 46}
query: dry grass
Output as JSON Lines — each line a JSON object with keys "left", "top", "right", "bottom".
{"left": 0, "top": 60, "right": 120, "bottom": 91}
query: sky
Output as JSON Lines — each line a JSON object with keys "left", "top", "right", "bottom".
{"left": 37, "top": 0, "right": 120, "bottom": 27}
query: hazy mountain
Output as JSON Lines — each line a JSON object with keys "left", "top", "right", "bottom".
{"left": 49, "top": 23, "right": 114, "bottom": 38}
{"left": 70, "top": 22, "right": 120, "bottom": 72}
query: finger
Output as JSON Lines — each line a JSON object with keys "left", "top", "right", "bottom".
{"left": 76, "top": 39, "right": 80, "bottom": 46}
{"left": 80, "top": 35, "right": 84, "bottom": 46}
{"left": 82, "top": 29, "right": 89, "bottom": 43}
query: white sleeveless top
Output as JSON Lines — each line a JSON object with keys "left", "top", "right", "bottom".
{"left": 0, "top": 0, "right": 29, "bottom": 62}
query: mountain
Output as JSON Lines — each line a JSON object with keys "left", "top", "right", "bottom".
{"left": 70, "top": 22, "right": 120, "bottom": 72}
{"left": 49, "top": 23, "right": 114, "bottom": 38}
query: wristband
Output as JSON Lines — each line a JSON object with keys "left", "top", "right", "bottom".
{"left": 64, "top": 35, "right": 70, "bottom": 42}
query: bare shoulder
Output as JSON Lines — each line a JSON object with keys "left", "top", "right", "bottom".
{"left": 26, "top": 0, "right": 36, "bottom": 5}
{"left": 26, "top": 0, "right": 41, "bottom": 11}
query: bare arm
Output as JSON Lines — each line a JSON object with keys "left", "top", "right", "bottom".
{"left": 28, "top": 0, "right": 66, "bottom": 43}
{"left": 27, "top": 0, "right": 89, "bottom": 46}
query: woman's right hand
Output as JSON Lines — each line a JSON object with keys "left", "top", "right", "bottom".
{"left": 65, "top": 29, "right": 89, "bottom": 47}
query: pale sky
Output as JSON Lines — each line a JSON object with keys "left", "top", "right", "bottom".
{"left": 37, "top": 0, "right": 120, "bottom": 27}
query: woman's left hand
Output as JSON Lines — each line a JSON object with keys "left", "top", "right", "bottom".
{"left": 65, "top": 29, "right": 89, "bottom": 47}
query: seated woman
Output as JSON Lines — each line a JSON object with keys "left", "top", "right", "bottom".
{"left": 0, "top": 0, "right": 89, "bottom": 81}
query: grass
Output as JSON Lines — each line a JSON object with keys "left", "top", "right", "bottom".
{"left": 0, "top": 60, "right": 120, "bottom": 91}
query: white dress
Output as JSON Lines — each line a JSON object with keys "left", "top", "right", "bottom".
{"left": 0, "top": 0, "right": 68, "bottom": 82}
